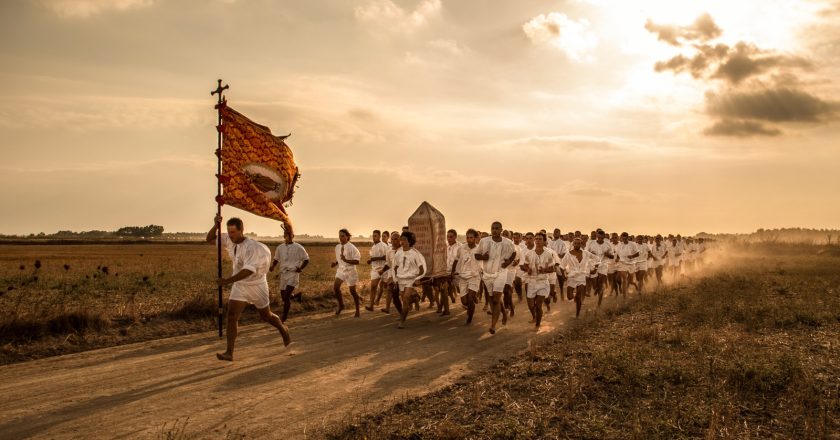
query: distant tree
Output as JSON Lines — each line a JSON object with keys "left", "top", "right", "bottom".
{"left": 115, "top": 225, "right": 164, "bottom": 237}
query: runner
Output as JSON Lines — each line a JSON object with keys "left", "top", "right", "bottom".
{"left": 521, "top": 232, "right": 554, "bottom": 329}
{"left": 559, "top": 237, "right": 597, "bottom": 317}
{"left": 649, "top": 234, "right": 668, "bottom": 290}
{"left": 365, "top": 230, "right": 389, "bottom": 312}
{"left": 614, "top": 232, "right": 639, "bottom": 297}
{"left": 331, "top": 228, "right": 362, "bottom": 317}
{"left": 475, "top": 221, "right": 517, "bottom": 334}
{"left": 633, "top": 234, "right": 650, "bottom": 294}
{"left": 395, "top": 231, "right": 427, "bottom": 329}
{"left": 451, "top": 229, "right": 481, "bottom": 325}
{"left": 206, "top": 215, "right": 290, "bottom": 361}
{"left": 269, "top": 226, "right": 310, "bottom": 323}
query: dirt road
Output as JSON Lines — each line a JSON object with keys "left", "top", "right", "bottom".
{"left": 0, "top": 296, "right": 616, "bottom": 439}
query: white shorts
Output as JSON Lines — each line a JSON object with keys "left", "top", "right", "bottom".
{"left": 482, "top": 274, "right": 507, "bottom": 293}
{"left": 505, "top": 270, "right": 516, "bottom": 286}
{"left": 336, "top": 270, "right": 358, "bottom": 286}
{"left": 458, "top": 276, "right": 480, "bottom": 296}
{"left": 597, "top": 262, "right": 610, "bottom": 276}
{"left": 668, "top": 257, "right": 681, "bottom": 268}
{"left": 397, "top": 278, "right": 417, "bottom": 291}
{"left": 230, "top": 280, "right": 270, "bottom": 309}
{"left": 370, "top": 268, "right": 382, "bottom": 281}
{"left": 566, "top": 274, "right": 586, "bottom": 289}
{"left": 615, "top": 262, "right": 634, "bottom": 272}
{"left": 526, "top": 282, "right": 550, "bottom": 299}
{"left": 279, "top": 271, "right": 300, "bottom": 289}
{"left": 634, "top": 261, "right": 648, "bottom": 272}
{"left": 549, "top": 273, "right": 558, "bottom": 286}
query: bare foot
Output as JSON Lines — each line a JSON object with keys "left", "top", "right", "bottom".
{"left": 488, "top": 327, "right": 496, "bottom": 335}
{"left": 354, "top": 311, "right": 361, "bottom": 318}
{"left": 397, "top": 323, "right": 405, "bottom": 329}
{"left": 380, "top": 308, "right": 390, "bottom": 314}
{"left": 216, "top": 353, "right": 233, "bottom": 362}
{"left": 501, "top": 314, "right": 508, "bottom": 325}
{"left": 335, "top": 305, "right": 344, "bottom": 316}
{"left": 364, "top": 306, "right": 374, "bottom": 312}
{"left": 440, "top": 311, "right": 450, "bottom": 316}
{"left": 278, "top": 325, "right": 292, "bottom": 347}
{"left": 510, "top": 309, "right": 515, "bottom": 317}
{"left": 528, "top": 318, "right": 535, "bottom": 324}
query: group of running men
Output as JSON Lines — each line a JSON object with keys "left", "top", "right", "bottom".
{"left": 208, "top": 216, "right": 709, "bottom": 361}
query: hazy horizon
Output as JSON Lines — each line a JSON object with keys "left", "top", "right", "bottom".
{"left": 2, "top": 0, "right": 838, "bottom": 238}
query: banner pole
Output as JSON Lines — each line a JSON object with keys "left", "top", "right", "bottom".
{"left": 211, "top": 79, "right": 229, "bottom": 339}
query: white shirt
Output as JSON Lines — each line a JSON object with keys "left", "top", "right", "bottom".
{"left": 395, "top": 247, "right": 426, "bottom": 281}
{"left": 667, "top": 241, "right": 683, "bottom": 257}
{"left": 273, "top": 242, "right": 309, "bottom": 272}
{"left": 549, "top": 239, "right": 568, "bottom": 258}
{"left": 447, "top": 241, "right": 462, "bottom": 271}
{"left": 523, "top": 247, "right": 556, "bottom": 283}
{"left": 635, "top": 242, "right": 650, "bottom": 263}
{"left": 335, "top": 242, "right": 361, "bottom": 274}
{"left": 220, "top": 234, "right": 271, "bottom": 285}
{"left": 385, "top": 246, "right": 398, "bottom": 278}
{"left": 476, "top": 236, "right": 516, "bottom": 278}
{"left": 455, "top": 243, "right": 481, "bottom": 279}
{"left": 650, "top": 243, "right": 668, "bottom": 261}
{"left": 615, "top": 242, "right": 639, "bottom": 264}
{"left": 507, "top": 242, "right": 522, "bottom": 273}
{"left": 559, "top": 250, "right": 597, "bottom": 278}
{"left": 369, "top": 241, "right": 389, "bottom": 271}
{"left": 587, "top": 240, "right": 613, "bottom": 264}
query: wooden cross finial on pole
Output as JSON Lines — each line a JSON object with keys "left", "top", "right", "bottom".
{"left": 211, "top": 79, "right": 229, "bottom": 103}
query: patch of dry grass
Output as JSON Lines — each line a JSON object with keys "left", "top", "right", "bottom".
{"left": 323, "top": 245, "right": 840, "bottom": 439}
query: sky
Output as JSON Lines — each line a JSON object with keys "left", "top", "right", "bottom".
{"left": 1, "top": 0, "right": 838, "bottom": 237}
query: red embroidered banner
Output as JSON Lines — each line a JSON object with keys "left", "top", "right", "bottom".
{"left": 216, "top": 103, "right": 299, "bottom": 232}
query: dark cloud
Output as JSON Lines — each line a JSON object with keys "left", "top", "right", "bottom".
{"left": 645, "top": 13, "right": 721, "bottom": 46}
{"left": 649, "top": 13, "right": 836, "bottom": 138}
{"left": 706, "top": 87, "right": 836, "bottom": 122}
{"left": 702, "top": 120, "right": 782, "bottom": 137}
{"left": 654, "top": 42, "right": 812, "bottom": 85}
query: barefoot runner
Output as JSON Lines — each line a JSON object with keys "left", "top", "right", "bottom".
{"left": 269, "top": 226, "right": 309, "bottom": 323}
{"left": 207, "top": 215, "right": 290, "bottom": 361}
{"left": 331, "top": 229, "right": 362, "bottom": 317}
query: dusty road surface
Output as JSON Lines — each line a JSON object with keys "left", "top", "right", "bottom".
{"left": 0, "top": 295, "right": 621, "bottom": 439}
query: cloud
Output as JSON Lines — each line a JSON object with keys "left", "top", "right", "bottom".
{"left": 0, "top": 95, "right": 207, "bottom": 131}
{"left": 649, "top": 13, "right": 836, "bottom": 138}
{"left": 654, "top": 42, "right": 812, "bottom": 85}
{"left": 354, "top": 0, "right": 441, "bottom": 33}
{"left": 702, "top": 120, "right": 782, "bottom": 137}
{"left": 41, "top": 0, "right": 155, "bottom": 18}
{"left": 705, "top": 87, "right": 837, "bottom": 123}
{"left": 427, "top": 38, "right": 466, "bottom": 56}
{"left": 645, "top": 13, "right": 722, "bottom": 46}
{"left": 522, "top": 12, "right": 598, "bottom": 62}
{"left": 494, "top": 135, "right": 623, "bottom": 153}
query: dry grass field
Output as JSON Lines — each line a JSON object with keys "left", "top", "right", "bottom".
{"left": 0, "top": 241, "right": 374, "bottom": 364}
{"left": 324, "top": 243, "right": 840, "bottom": 439}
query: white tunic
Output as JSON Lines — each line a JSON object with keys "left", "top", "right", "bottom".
{"left": 395, "top": 248, "right": 426, "bottom": 281}
{"left": 455, "top": 243, "right": 482, "bottom": 279}
{"left": 220, "top": 234, "right": 271, "bottom": 285}
{"left": 615, "top": 242, "right": 640, "bottom": 264}
{"left": 523, "top": 248, "right": 556, "bottom": 284}
{"left": 476, "top": 236, "right": 516, "bottom": 278}
{"left": 335, "top": 242, "right": 361, "bottom": 276}
{"left": 273, "top": 242, "right": 309, "bottom": 272}
{"left": 559, "top": 250, "right": 597, "bottom": 279}
{"left": 369, "top": 241, "right": 389, "bottom": 271}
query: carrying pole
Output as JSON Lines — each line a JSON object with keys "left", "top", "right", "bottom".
{"left": 211, "top": 79, "right": 229, "bottom": 339}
